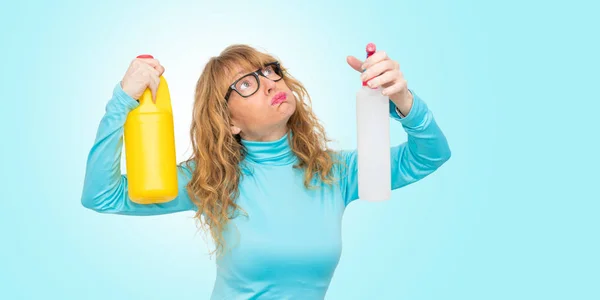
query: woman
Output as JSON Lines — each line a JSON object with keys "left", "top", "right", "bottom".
{"left": 81, "top": 44, "right": 451, "bottom": 299}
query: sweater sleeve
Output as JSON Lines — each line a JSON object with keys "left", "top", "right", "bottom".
{"left": 80, "top": 83, "right": 197, "bottom": 215}
{"left": 339, "top": 89, "right": 452, "bottom": 206}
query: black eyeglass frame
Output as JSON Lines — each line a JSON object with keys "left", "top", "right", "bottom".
{"left": 224, "top": 61, "right": 284, "bottom": 102}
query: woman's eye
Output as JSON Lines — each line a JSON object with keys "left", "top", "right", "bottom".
{"left": 240, "top": 80, "right": 252, "bottom": 90}
{"left": 264, "top": 66, "right": 276, "bottom": 75}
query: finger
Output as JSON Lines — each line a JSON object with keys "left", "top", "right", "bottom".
{"left": 141, "top": 63, "right": 161, "bottom": 77}
{"left": 151, "top": 61, "right": 165, "bottom": 76}
{"left": 135, "top": 64, "right": 160, "bottom": 86}
{"left": 382, "top": 79, "right": 407, "bottom": 97}
{"left": 346, "top": 55, "right": 364, "bottom": 73}
{"left": 137, "top": 58, "right": 164, "bottom": 75}
{"left": 361, "top": 50, "right": 388, "bottom": 70}
{"left": 360, "top": 59, "right": 397, "bottom": 83}
{"left": 148, "top": 74, "right": 160, "bottom": 103}
{"left": 367, "top": 70, "right": 399, "bottom": 89}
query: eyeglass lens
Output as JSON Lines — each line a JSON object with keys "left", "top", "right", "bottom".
{"left": 234, "top": 64, "right": 282, "bottom": 96}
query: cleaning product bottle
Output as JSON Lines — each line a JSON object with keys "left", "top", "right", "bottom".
{"left": 356, "top": 43, "right": 391, "bottom": 201}
{"left": 123, "top": 54, "right": 178, "bottom": 204}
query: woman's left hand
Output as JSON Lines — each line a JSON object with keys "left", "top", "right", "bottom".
{"left": 347, "top": 50, "right": 413, "bottom": 116}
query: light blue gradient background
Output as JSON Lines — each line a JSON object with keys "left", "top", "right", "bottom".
{"left": 1, "top": 0, "right": 598, "bottom": 299}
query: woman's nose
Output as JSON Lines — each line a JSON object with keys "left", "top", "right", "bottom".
{"left": 262, "top": 77, "right": 277, "bottom": 94}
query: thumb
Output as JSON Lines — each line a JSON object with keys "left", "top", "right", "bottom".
{"left": 149, "top": 76, "right": 159, "bottom": 104}
{"left": 346, "top": 55, "right": 364, "bottom": 73}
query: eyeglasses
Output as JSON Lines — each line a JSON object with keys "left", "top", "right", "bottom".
{"left": 224, "top": 61, "right": 284, "bottom": 101}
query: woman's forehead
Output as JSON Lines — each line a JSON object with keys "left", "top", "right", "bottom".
{"left": 227, "top": 67, "right": 248, "bottom": 83}
{"left": 227, "top": 62, "right": 260, "bottom": 81}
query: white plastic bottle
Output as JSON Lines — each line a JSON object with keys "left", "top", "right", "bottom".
{"left": 356, "top": 43, "right": 391, "bottom": 201}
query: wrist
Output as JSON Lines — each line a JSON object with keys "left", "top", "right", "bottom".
{"left": 392, "top": 91, "right": 413, "bottom": 117}
{"left": 395, "top": 107, "right": 405, "bottom": 118}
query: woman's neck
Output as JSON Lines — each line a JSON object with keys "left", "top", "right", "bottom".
{"left": 240, "top": 125, "right": 289, "bottom": 142}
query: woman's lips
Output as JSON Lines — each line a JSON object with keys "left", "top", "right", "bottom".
{"left": 271, "top": 92, "right": 287, "bottom": 105}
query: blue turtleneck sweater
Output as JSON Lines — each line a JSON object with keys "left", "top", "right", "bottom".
{"left": 81, "top": 83, "right": 451, "bottom": 299}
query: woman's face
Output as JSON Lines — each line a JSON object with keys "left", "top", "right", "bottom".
{"left": 226, "top": 63, "right": 296, "bottom": 141}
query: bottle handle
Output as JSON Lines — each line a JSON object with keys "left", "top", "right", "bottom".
{"left": 136, "top": 54, "right": 157, "bottom": 105}
{"left": 135, "top": 54, "right": 173, "bottom": 112}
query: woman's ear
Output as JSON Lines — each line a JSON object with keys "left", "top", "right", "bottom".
{"left": 231, "top": 125, "right": 241, "bottom": 135}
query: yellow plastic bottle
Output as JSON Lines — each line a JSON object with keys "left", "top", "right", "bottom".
{"left": 123, "top": 54, "right": 178, "bottom": 204}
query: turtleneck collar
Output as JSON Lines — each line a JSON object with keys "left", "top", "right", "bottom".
{"left": 240, "top": 131, "right": 297, "bottom": 166}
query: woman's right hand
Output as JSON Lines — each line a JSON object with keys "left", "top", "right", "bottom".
{"left": 120, "top": 55, "right": 165, "bottom": 102}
